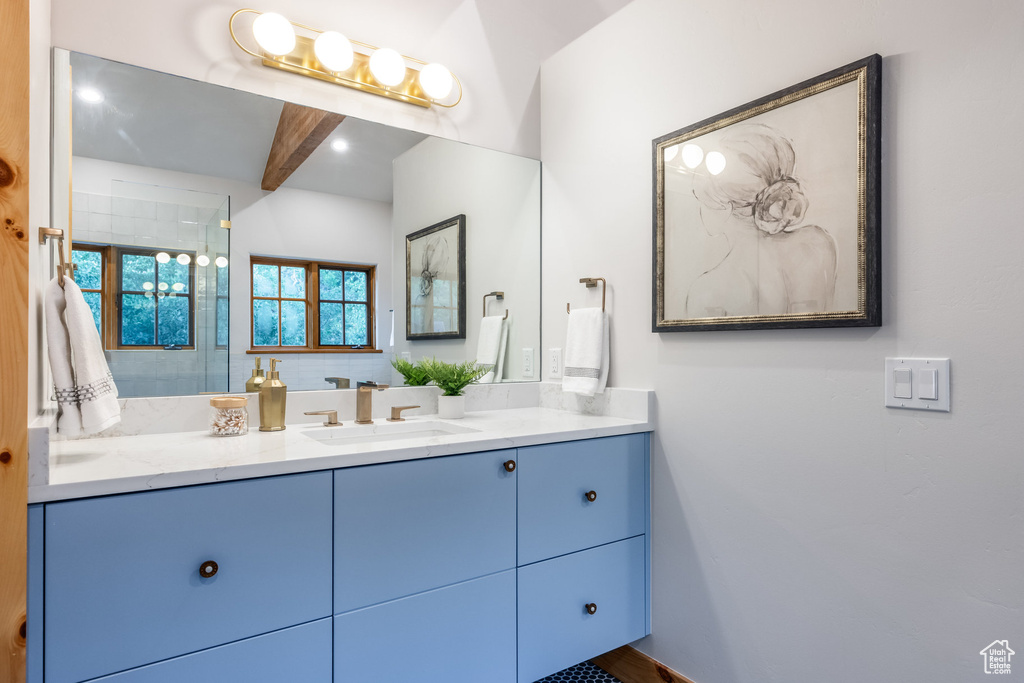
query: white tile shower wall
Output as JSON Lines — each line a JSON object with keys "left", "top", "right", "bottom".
{"left": 229, "top": 352, "right": 393, "bottom": 393}
{"left": 73, "top": 190, "right": 228, "bottom": 397}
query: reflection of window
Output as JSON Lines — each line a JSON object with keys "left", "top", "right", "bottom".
{"left": 216, "top": 256, "right": 229, "bottom": 348}
{"left": 409, "top": 276, "right": 459, "bottom": 334}
{"left": 250, "top": 256, "right": 375, "bottom": 351}
{"left": 71, "top": 245, "right": 196, "bottom": 349}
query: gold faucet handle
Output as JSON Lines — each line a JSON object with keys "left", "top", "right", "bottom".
{"left": 304, "top": 410, "right": 340, "bottom": 426}
{"left": 376, "top": 383, "right": 390, "bottom": 391}
{"left": 387, "top": 405, "right": 420, "bottom": 422}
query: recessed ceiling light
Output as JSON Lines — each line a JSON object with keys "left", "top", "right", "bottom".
{"left": 331, "top": 139, "right": 349, "bottom": 153}
{"left": 77, "top": 87, "right": 104, "bottom": 104}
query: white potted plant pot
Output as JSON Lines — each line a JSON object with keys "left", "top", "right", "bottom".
{"left": 438, "top": 395, "right": 465, "bottom": 419}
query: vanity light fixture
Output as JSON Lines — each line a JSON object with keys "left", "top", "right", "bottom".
{"left": 215, "top": 256, "right": 229, "bottom": 268}
{"left": 196, "top": 254, "right": 211, "bottom": 267}
{"left": 176, "top": 253, "right": 192, "bottom": 265}
{"left": 155, "top": 252, "right": 171, "bottom": 264}
{"left": 229, "top": 9, "right": 462, "bottom": 109}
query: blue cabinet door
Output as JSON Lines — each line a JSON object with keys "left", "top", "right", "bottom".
{"left": 334, "top": 450, "right": 517, "bottom": 613}
{"left": 335, "top": 570, "right": 517, "bottom": 683}
{"left": 517, "top": 536, "right": 647, "bottom": 683}
{"left": 518, "top": 434, "right": 647, "bottom": 565}
{"left": 89, "top": 618, "right": 332, "bottom": 682}
{"left": 45, "top": 472, "right": 333, "bottom": 683}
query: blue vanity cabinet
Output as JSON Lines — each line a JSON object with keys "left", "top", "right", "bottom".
{"left": 87, "top": 618, "right": 332, "bottom": 682}
{"left": 333, "top": 449, "right": 517, "bottom": 613}
{"left": 516, "top": 433, "right": 650, "bottom": 683}
{"left": 334, "top": 570, "right": 517, "bottom": 683}
{"left": 43, "top": 472, "right": 333, "bottom": 683}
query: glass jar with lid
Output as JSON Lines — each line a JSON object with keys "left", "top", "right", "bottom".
{"left": 209, "top": 395, "right": 249, "bottom": 436}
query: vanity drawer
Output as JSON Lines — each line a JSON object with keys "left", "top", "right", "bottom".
{"left": 334, "top": 449, "right": 517, "bottom": 613}
{"left": 518, "top": 434, "right": 647, "bottom": 565}
{"left": 517, "top": 536, "right": 647, "bottom": 683}
{"left": 44, "top": 472, "right": 333, "bottom": 683}
{"left": 334, "top": 570, "right": 516, "bottom": 683}
{"left": 88, "top": 618, "right": 332, "bottom": 682}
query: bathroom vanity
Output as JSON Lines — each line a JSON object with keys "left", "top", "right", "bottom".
{"left": 29, "top": 409, "right": 651, "bottom": 683}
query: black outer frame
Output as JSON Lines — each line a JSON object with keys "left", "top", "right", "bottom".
{"left": 651, "top": 54, "right": 882, "bottom": 333}
{"left": 406, "top": 213, "right": 467, "bottom": 340}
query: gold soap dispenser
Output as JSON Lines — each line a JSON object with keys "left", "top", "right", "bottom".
{"left": 245, "top": 356, "right": 266, "bottom": 393}
{"left": 258, "top": 358, "right": 287, "bottom": 432}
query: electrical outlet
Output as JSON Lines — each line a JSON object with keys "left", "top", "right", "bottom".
{"left": 549, "top": 348, "right": 562, "bottom": 378}
{"left": 522, "top": 348, "right": 534, "bottom": 378}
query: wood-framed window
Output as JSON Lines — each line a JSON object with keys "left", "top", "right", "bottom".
{"left": 249, "top": 256, "right": 378, "bottom": 353}
{"left": 71, "top": 244, "right": 197, "bottom": 350}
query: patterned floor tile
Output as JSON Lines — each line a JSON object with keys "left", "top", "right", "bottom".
{"left": 534, "top": 660, "right": 622, "bottom": 682}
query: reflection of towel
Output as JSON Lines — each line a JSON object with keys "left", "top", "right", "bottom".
{"left": 562, "top": 308, "right": 608, "bottom": 396}
{"left": 45, "top": 277, "right": 120, "bottom": 436}
{"left": 476, "top": 315, "right": 507, "bottom": 384}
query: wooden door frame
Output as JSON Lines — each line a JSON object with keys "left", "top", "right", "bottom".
{"left": 0, "top": 0, "right": 31, "bottom": 681}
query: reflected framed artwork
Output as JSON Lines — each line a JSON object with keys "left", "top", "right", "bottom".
{"left": 406, "top": 214, "right": 466, "bottom": 340}
{"left": 653, "top": 54, "right": 881, "bottom": 332}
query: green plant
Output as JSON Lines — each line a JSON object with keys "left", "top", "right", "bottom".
{"left": 424, "top": 359, "right": 491, "bottom": 396}
{"left": 391, "top": 357, "right": 432, "bottom": 386}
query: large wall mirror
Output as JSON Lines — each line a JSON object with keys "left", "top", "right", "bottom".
{"left": 53, "top": 49, "right": 541, "bottom": 398}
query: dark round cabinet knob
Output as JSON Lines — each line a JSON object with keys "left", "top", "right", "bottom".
{"left": 585, "top": 490, "right": 597, "bottom": 502}
{"left": 199, "top": 560, "right": 219, "bottom": 578}
{"left": 585, "top": 602, "right": 598, "bottom": 615}
{"left": 503, "top": 460, "right": 516, "bottom": 473}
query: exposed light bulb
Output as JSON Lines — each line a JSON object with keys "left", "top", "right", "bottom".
{"left": 682, "top": 144, "right": 704, "bottom": 169}
{"left": 215, "top": 256, "right": 229, "bottom": 268}
{"left": 705, "top": 151, "right": 727, "bottom": 176}
{"left": 252, "top": 12, "right": 295, "bottom": 56}
{"left": 176, "top": 253, "right": 192, "bottom": 265}
{"left": 663, "top": 145, "right": 678, "bottom": 164}
{"left": 78, "top": 87, "right": 104, "bottom": 104}
{"left": 368, "top": 48, "right": 406, "bottom": 86}
{"left": 196, "top": 255, "right": 211, "bottom": 267}
{"left": 158, "top": 282, "right": 169, "bottom": 291}
{"left": 314, "top": 31, "right": 354, "bottom": 72}
{"left": 155, "top": 252, "right": 171, "bottom": 264}
{"left": 418, "top": 63, "right": 453, "bottom": 100}
{"left": 172, "top": 282, "right": 185, "bottom": 292}
{"left": 142, "top": 282, "right": 154, "bottom": 291}
{"left": 330, "top": 138, "right": 349, "bottom": 152}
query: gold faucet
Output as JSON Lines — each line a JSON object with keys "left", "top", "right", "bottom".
{"left": 355, "top": 381, "right": 389, "bottom": 424}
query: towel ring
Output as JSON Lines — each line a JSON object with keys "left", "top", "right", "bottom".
{"left": 483, "top": 291, "right": 509, "bottom": 319}
{"left": 567, "top": 277, "right": 606, "bottom": 313}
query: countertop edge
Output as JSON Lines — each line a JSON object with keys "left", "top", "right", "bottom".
{"left": 30, "top": 417, "right": 652, "bottom": 504}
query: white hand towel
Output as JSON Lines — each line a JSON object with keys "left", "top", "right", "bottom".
{"left": 562, "top": 308, "right": 609, "bottom": 396}
{"left": 476, "top": 315, "right": 507, "bottom": 384}
{"left": 45, "top": 277, "right": 120, "bottom": 437}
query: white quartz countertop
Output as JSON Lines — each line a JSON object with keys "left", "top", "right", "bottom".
{"left": 32, "top": 407, "right": 651, "bottom": 503}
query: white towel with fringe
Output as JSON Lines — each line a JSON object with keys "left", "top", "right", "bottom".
{"left": 562, "top": 307, "right": 608, "bottom": 396}
{"left": 45, "top": 277, "right": 120, "bottom": 436}
{"left": 476, "top": 315, "right": 508, "bottom": 383}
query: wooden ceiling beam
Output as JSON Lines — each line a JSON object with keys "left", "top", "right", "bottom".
{"left": 261, "top": 102, "right": 345, "bottom": 192}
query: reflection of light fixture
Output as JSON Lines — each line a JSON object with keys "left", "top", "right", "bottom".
{"left": 682, "top": 144, "right": 704, "bottom": 169}
{"left": 176, "top": 253, "right": 192, "bottom": 265}
{"left": 172, "top": 282, "right": 185, "bottom": 292}
{"left": 215, "top": 256, "right": 229, "bottom": 268}
{"left": 142, "top": 282, "right": 154, "bottom": 291}
{"left": 663, "top": 145, "right": 678, "bottom": 164}
{"left": 197, "top": 255, "right": 211, "bottom": 267}
{"left": 330, "top": 138, "right": 349, "bottom": 153}
{"left": 252, "top": 12, "right": 295, "bottom": 56}
{"left": 155, "top": 252, "right": 171, "bottom": 264}
{"left": 314, "top": 31, "right": 354, "bottom": 72}
{"left": 158, "top": 282, "right": 169, "bottom": 291}
{"left": 229, "top": 9, "right": 462, "bottom": 109}
{"left": 78, "top": 87, "right": 104, "bottom": 104}
{"left": 705, "top": 151, "right": 727, "bottom": 175}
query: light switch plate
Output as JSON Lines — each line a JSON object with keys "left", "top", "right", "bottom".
{"left": 884, "top": 358, "right": 950, "bottom": 412}
{"left": 522, "top": 348, "right": 534, "bottom": 378}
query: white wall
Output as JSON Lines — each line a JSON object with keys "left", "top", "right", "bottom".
{"left": 49, "top": 0, "right": 543, "bottom": 158}
{"left": 541, "top": 1, "right": 1024, "bottom": 681}
{"left": 73, "top": 157, "right": 394, "bottom": 393}
{"left": 392, "top": 136, "right": 541, "bottom": 381}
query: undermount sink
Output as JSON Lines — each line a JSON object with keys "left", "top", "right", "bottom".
{"left": 302, "top": 420, "right": 480, "bottom": 446}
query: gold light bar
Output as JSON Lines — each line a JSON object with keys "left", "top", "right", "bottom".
{"left": 228, "top": 9, "right": 463, "bottom": 109}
